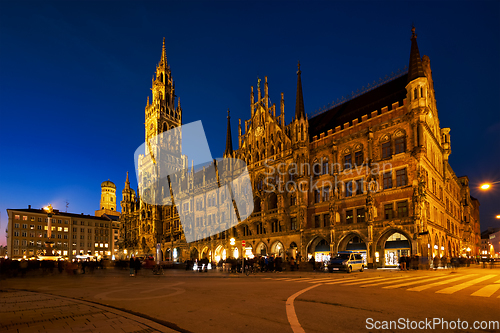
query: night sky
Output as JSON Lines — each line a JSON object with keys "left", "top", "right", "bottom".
{"left": 1, "top": 1, "right": 499, "bottom": 246}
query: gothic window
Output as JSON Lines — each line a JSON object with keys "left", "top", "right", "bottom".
{"left": 313, "top": 159, "right": 321, "bottom": 176}
{"left": 256, "top": 222, "right": 264, "bottom": 235}
{"left": 356, "top": 208, "right": 365, "bottom": 223}
{"left": 354, "top": 150, "right": 363, "bottom": 166}
{"left": 323, "top": 214, "right": 330, "bottom": 227}
{"left": 345, "top": 210, "right": 354, "bottom": 224}
{"left": 314, "top": 215, "right": 320, "bottom": 228}
{"left": 290, "top": 218, "right": 297, "bottom": 231}
{"left": 301, "top": 124, "right": 304, "bottom": 141}
{"left": 396, "top": 168, "right": 407, "bottom": 187}
{"left": 414, "top": 88, "right": 418, "bottom": 99}
{"left": 322, "top": 187, "right": 330, "bottom": 201}
{"left": 254, "top": 197, "right": 261, "bottom": 213}
{"left": 384, "top": 204, "right": 393, "bottom": 219}
{"left": 382, "top": 141, "right": 392, "bottom": 159}
{"left": 345, "top": 180, "right": 353, "bottom": 197}
{"left": 344, "top": 154, "right": 352, "bottom": 170}
{"left": 314, "top": 189, "right": 321, "bottom": 203}
{"left": 290, "top": 193, "right": 296, "bottom": 206}
{"left": 322, "top": 158, "right": 329, "bottom": 175}
{"left": 356, "top": 178, "right": 364, "bottom": 195}
{"left": 395, "top": 137, "right": 406, "bottom": 154}
{"left": 271, "top": 221, "right": 281, "bottom": 233}
{"left": 397, "top": 201, "right": 408, "bottom": 217}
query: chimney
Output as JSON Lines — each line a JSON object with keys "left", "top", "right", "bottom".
{"left": 28, "top": 205, "right": 31, "bottom": 209}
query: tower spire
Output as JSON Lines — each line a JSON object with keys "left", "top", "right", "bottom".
{"left": 407, "top": 26, "right": 425, "bottom": 83}
{"left": 224, "top": 109, "right": 233, "bottom": 157}
{"left": 161, "top": 37, "right": 167, "bottom": 65}
{"left": 125, "top": 171, "right": 130, "bottom": 189}
{"left": 295, "top": 61, "right": 305, "bottom": 120}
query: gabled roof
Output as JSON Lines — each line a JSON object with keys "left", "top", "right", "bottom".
{"left": 308, "top": 74, "right": 408, "bottom": 139}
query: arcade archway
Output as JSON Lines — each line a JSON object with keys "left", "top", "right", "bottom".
{"left": 376, "top": 230, "right": 412, "bottom": 267}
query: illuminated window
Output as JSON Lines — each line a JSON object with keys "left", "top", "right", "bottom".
{"left": 345, "top": 210, "right": 354, "bottom": 224}
{"left": 15, "top": 215, "right": 20, "bottom": 220}
{"left": 23, "top": 216, "right": 27, "bottom": 221}
{"left": 357, "top": 208, "right": 365, "bottom": 223}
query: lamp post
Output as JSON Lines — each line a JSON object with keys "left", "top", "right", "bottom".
{"left": 43, "top": 204, "right": 55, "bottom": 257}
{"left": 479, "top": 180, "right": 500, "bottom": 190}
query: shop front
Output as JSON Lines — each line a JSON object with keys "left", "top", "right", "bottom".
{"left": 384, "top": 233, "right": 411, "bottom": 267}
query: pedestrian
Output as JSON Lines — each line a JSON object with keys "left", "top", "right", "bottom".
{"left": 309, "top": 256, "right": 316, "bottom": 271}
{"left": 134, "top": 257, "right": 141, "bottom": 276}
{"left": 399, "top": 255, "right": 406, "bottom": 270}
{"left": 129, "top": 257, "right": 135, "bottom": 276}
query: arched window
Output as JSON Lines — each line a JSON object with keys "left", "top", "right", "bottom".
{"left": 322, "top": 158, "right": 329, "bottom": 175}
{"left": 301, "top": 124, "right": 304, "bottom": 141}
{"left": 414, "top": 87, "right": 418, "bottom": 100}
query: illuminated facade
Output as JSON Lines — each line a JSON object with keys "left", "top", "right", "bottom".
{"left": 119, "top": 29, "right": 480, "bottom": 267}
{"left": 6, "top": 207, "right": 114, "bottom": 260}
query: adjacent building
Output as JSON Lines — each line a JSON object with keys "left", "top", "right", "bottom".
{"left": 118, "top": 28, "right": 480, "bottom": 267}
{"left": 6, "top": 181, "right": 121, "bottom": 261}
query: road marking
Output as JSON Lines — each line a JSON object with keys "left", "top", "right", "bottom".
{"left": 471, "top": 284, "right": 500, "bottom": 297}
{"left": 436, "top": 275, "right": 497, "bottom": 294}
{"left": 342, "top": 277, "right": 388, "bottom": 285}
{"left": 307, "top": 278, "right": 347, "bottom": 284}
{"left": 408, "top": 274, "right": 477, "bottom": 292}
{"left": 383, "top": 275, "right": 451, "bottom": 289}
{"left": 286, "top": 284, "right": 322, "bottom": 333}
{"left": 360, "top": 276, "right": 429, "bottom": 287}
{"left": 325, "top": 276, "right": 384, "bottom": 285}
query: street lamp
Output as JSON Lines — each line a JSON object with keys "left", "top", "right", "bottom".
{"left": 480, "top": 180, "right": 500, "bottom": 190}
{"left": 43, "top": 204, "right": 55, "bottom": 256}
{"left": 496, "top": 215, "right": 500, "bottom": 219}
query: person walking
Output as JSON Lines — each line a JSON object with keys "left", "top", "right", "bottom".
{"left": 309, "top": 256, "right": 316, "bottom": 271}
{"left": 399, "top": 255, "right": 406, "bottom": 270}
{"left": 129, "top": 257, "right": 135, "bottom": 276}
{"left": 134, "top": 257, "right": 141, "bottom": 276}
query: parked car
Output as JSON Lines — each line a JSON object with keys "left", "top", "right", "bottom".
{"left": 328, "top": 251, "right": 365, "bottom": 273}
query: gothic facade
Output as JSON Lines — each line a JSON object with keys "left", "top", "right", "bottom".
{"left": 119, "top": 29, "right": 480, "bottom": 267}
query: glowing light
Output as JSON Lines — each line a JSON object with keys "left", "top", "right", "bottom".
{"left": 480, "top": 183, "right": 491, "bottom": 190}
{"left": 230, "top": 238, "right": 235, "bottom": 246}
{"left": 466, "top": 247, "right": 471, "bottom": 252}
{"left": 496, "top": 215, "right": 500, "bottom": 219}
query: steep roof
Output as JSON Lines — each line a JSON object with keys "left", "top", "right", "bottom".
{"left": 308, "top": 73, "right": 408, "bottom": 139}
{"left": 295, "top": 62, "right": 305, "bottom": 120}
{"left": 407, "top": 27, "right": 426, "bottom": 83}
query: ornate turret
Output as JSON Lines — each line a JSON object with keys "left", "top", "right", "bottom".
{"left": 407, "top": 27, "right": 426, "bottom": 83}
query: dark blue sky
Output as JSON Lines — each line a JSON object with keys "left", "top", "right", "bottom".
{"left": 1, "top": 1, "right": 499, "bottom": 245}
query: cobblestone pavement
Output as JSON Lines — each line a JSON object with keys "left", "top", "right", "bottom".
{"left": 0, "top": 289, "right": 178, "bottom": 333}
